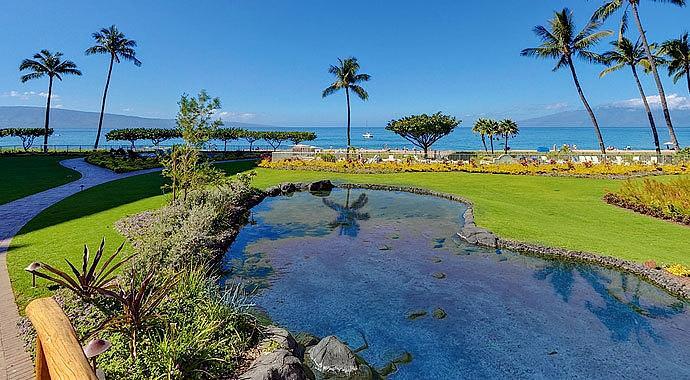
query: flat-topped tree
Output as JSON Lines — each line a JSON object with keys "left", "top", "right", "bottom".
{"left": 385, "top": 112, "right": 460, "bottom": 158}
{"left": 522, "top": 8, "right": 611, "bottom": 154}
{"left": 261, "top": 131, "right": 291, "bottom": 151}
{"left": 144, "top": 128, "right": 181, "bottom": 147}
{"left": 1, "top": 128, "right": 54, "bottom": 151}
{"left": 238, "top": 130, "right": 261, "bottom": 151}
{"left": 19, "top": 50, "right": 81, "bottom": 152}
{"left": 289, "top": 131, "right": 317, "bottom": 146}
{"left": 106, "top": 128, "right": 143, "bottom": 150}
{"left": 214, "top": 127, "right": 242, "bottom": 151}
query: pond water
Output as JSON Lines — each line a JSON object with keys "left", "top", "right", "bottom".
{"left": 223, "top": 189, "right": 690, "bottom": 379}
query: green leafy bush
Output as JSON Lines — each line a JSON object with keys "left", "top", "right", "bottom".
{"left": 86, "top": 151, "right": 162, "bottom": 173}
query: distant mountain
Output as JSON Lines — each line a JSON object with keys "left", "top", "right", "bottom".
{"left": 520, "top": 106, "right": 690, "bottom": 127}
{"left": 0, "top": 106, "right": 271, "bottom": 129}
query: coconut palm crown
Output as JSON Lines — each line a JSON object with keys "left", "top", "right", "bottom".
{"left": 661, "top": 32, "right": 690, "bottom": 93}
{"left": 322, "top": 57, "right": 371, "bottom": 153}
{"left": 521, "top": 8, "right": 611, "bottom": 154}
{"left": 86, "top": 25, "right": 142, "bottom": 150}
{"left": 592, "top": 0, "right": 686, "bottom": 149}
{"left": 600, "top": 37, "right": 664, "bottom": 154}
{"left": 19, "top": 50, "right": 81, "bottom": 152}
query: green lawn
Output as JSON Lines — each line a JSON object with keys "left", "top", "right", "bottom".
{"left": 8, "top": 162, "right": 690, "bottom": 310}
{"left": 0, "top": 155, "right": 82, "bottom": 205}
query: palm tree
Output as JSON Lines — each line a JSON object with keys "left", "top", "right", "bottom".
{"left": 472, "top": 118, "right": 491, "bottom": 152}
{"left": 86, "top": 25, "right": 141, "bottom": 150}
{"left": 322, "top": 57, "right": 371, "bottom": 155}
{"left": 600, "top": 37, "right": 663, "bottom": 154}
{"left": 593, "top": 0, "right": 686, "bottom": 150}
{"left": 661, "top": 32, "right": 690, "bottom": 94}
{"left": 19, "top": 50, "right": 81, "bottom": 152}
{"left": 497, "top": 119, "right": 519, "bottom": 154}
{"left": 322, "top": 190, "right": 370, "bottom": 237}
{"left": 521, "top": 9, "right": 612, "bottom": 154}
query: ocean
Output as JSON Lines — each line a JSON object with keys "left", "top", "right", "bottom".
{"left": 3, "top": 126, "right": 690, "bottom": 151}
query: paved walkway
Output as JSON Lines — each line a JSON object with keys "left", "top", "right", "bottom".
{"left": 0, "top": 158, "right": 162, "bottom": 379}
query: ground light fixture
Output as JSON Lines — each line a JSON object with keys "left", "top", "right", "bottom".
{"left": 24, "top": 262, "right": 41, "bottom": 287}
{"left": 83, "top": 338, "right": 112, "bottom": 372}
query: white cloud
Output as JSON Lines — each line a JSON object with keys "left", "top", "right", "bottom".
{"left": 610, "top": 93, "right": 690, "bottom": 110}
{"left": 216, "top": 111, "right": 257, "bottom": 121}
{"left": 2, "top": 90, "right": 59, "bottom": 101}
{"left": 545, "top": 102, "right": 569, "bottom": 110}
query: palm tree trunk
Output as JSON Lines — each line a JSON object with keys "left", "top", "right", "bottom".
{"left": 631, "top": 65, "right": 661, "bottom": 155}
{"left": 345, "top": 87, "right": 351, "bottom": 158}
{"left": 567, "top": 57, "right": 606, "bottom": 154}
{"left": 686, "top": 64, "right": 690, "bottom": 94}
{"left": 43, "top": 76, "right": 53, "bottom": 153}
{"left": 224, "top": 140, "right": 227, "bottom": 152}
{"left": 631, "top": 3, "right": 679, "bottom": 149}
{"left": 489, "top": 137, "right": 494, "bottom": 154}
{"left": 504, "top": 134, "right": 509, "bottom": 154}
{"left": 94, "top": 55, "right": 115, "bottom": 150}
{"left": 481, "top": 135, "right": 487, "bottom": 152}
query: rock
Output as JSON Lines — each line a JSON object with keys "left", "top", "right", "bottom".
{"left": 378, "top": 245, "right": 391, "bottom": 251}
{"left": 306, "top": 336, "right": 358, "bottom": 376}
{"left": 308, "top": 180, "right": 334, "bottom": 192}
{"left": 240, "top": 349, "right": 308, "bottom": 380}
{"left": 458, "top": 226, "right": 498, "bottom": 248}
{"left": 432, "top": 272, "right": 446, "bottom": 280}
{"left": 266, "top": 186, "right": 282, "bottom": 197}
{"left": 432, "top": 308, "right": 447, "bottom": 320}
{"left": 294, "top": 332, "right": 320, "bottom": 359}
{"left": 280, "top": 183, "right": 298, "bottom": 194}
{"left": 260, "top": 326, "right": 298, "bottom": 354}
{"left": 406, "top": 310, "right": 427, "bottom": 320}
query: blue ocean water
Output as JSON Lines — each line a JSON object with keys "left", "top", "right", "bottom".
{"left": 224, "top": 189, "right": 690, "bottom": 379}
{"left": 4, "top": 126, "right": 690, "bottom": 151}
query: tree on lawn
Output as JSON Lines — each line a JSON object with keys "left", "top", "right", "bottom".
{"left": 385, "top": 112, "right": 460, "bottom": 158}
{"left": 497, "top": 119, "right": 519, "bottom": 154}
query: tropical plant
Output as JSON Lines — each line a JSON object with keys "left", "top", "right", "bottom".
{"left": 600, "top": 37, "right": 663, "bottom": 154}
{"left": 259, "top": 131, "right": 291, "bottom": 151}
{"left": 497, "top": 119, "right": 519, "bottom": 154}
{"left": 661, "top": 32, "right": 690, "bottom": 94}
{"left": 105, "top": 128, "right": 144, "bottom": 150}
{"left": 162, "top": 90, "right": 224, "bottom": 202}
{"left": 18, "top": 50, "right": 81, "bottom": 152}
{"left": 85, "top": 25, "right": 142, "bottom": 150}
{"left": 322, "top": 57, "right": 371, "bottom": 155}
{"left": 214, "top": 127, "right": 242, "bottom": 151}
{"left": 472, "top": 118, "right": 493, "bottom": 152}
{"left": 385, "top": 112, "right": 460, "bottom": 158}
{"left": 31, "top": 239, "right": 132, "bottom": 300}
{"left": 0, "top": 127, "right": 54, "bottom": 151}
{"left": 593, "top": 0, "right": 686, "bottom": 150}
{"left": 521, "top": 8, "right": 612, "bottom": 154}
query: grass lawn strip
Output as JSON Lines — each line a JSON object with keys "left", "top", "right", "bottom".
{"left": 0, "top": 155, "right": 81, "bottom": 205}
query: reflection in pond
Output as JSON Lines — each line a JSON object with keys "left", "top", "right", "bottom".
{"left": 224, "top": 189, "right": 690, "bottom": 379}
{"left": 322, "top": 189, "right": 370, "bottom": 237}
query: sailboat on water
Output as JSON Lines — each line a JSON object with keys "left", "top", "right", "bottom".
{"left": 362, "top": 121, "right": 373, "bottom": 139}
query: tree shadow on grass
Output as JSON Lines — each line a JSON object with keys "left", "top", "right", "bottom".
{"left": 14, "top": 160, "right": 258, "bottom": 237}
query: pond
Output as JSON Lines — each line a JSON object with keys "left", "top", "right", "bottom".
{"left": 223, "top": 188, "right": 690, "bottom": 379}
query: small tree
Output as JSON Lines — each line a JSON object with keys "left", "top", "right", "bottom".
{"left": 162, "top": 90, "right": 224, "bottom": 202}
{"left": 144, "top": 128, "right": 181, "bottom": 147}
{"left": 385, "top": 112, "right": 460, "bottom": 158}
{"left": 260, "top": 131, "right": 291, "bottom": 151}
{"left": 497, "top": 119, "right": 519, "bottom": 154}
{"left": 238, "top": 130, "right": 261, "bottom": 151}
{"left": 214, "top": 127, "right": 242, "bottom": 151}
{"left": 2, "top": 128, "right": 54, "bottom": 151}
{"left": 288, "top": 131, "right": 317, "bottom": 146}
{"left": 106, "top": 128, "right": 144, "bottom": 150}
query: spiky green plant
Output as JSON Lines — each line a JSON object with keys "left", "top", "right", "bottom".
{"left": 661, "top": 32, "right": 690, "bottom": 94}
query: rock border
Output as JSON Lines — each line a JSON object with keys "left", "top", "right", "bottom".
{"left": 336, "top": 183, "right": 690, "bottom": 300}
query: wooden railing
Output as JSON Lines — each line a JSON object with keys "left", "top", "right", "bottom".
{"left": 25, "top": 297, "right": 98, "bottom": 380}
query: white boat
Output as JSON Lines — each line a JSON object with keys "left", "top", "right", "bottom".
{"left": 362, "top": 132, "right": 374, "bottom": 139}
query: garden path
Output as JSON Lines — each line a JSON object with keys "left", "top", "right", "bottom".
{"left": 0, "top": 158, "right": 161, "bottom": 379}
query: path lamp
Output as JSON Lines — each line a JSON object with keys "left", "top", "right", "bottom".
{"left": 24, "top": 262, "right": 41, "bottom": 287}
{"left": 83, "top": 338, "right": 111, "bottom": 372}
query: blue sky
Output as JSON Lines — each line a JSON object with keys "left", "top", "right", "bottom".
{"left": 1, "top": 0, "right": 689, "bottom": 126}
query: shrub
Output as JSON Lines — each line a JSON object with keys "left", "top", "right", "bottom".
{"left": 86, "top": 151, "right": 161, "bottom": 173}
